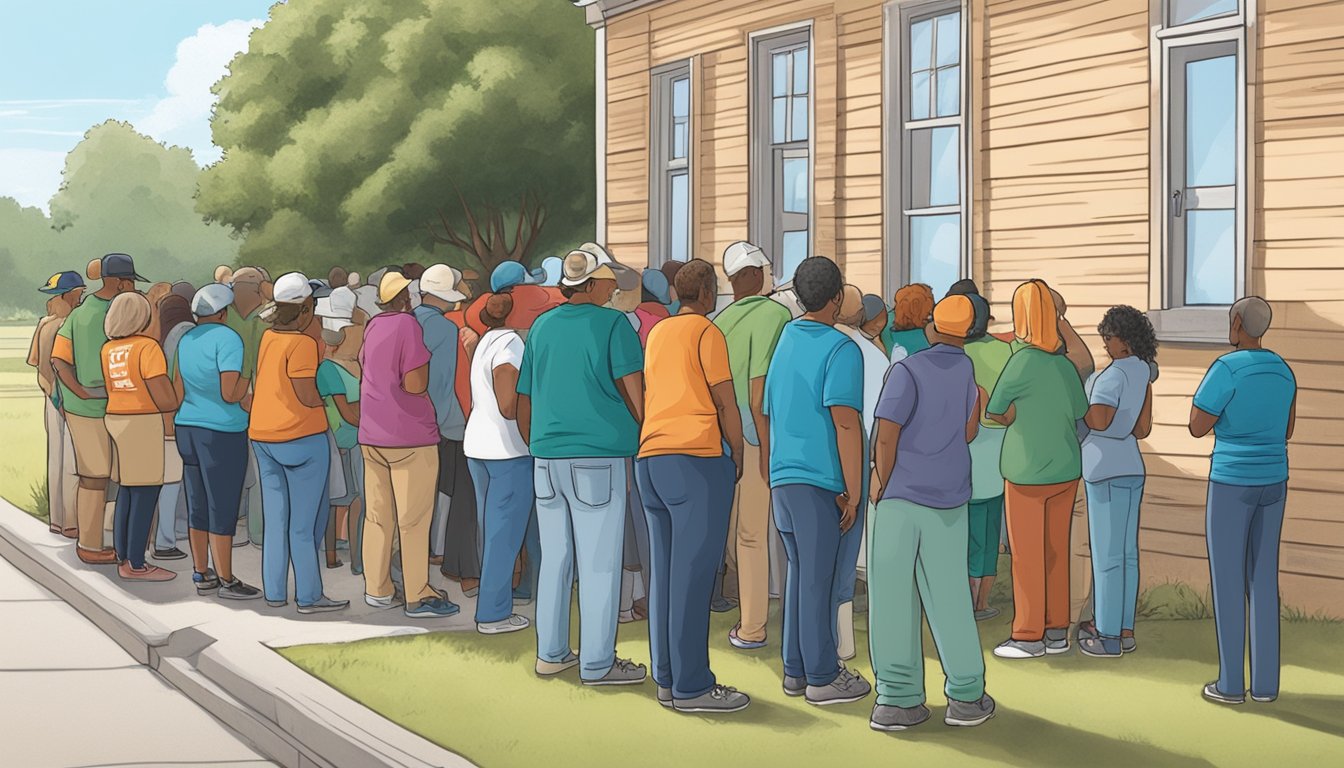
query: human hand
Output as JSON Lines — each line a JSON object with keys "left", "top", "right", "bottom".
{"left": 462, "top": 327, "right": 480, "bottom": 357}
{"left": 837, "top": 494, "right": 858, "bottom": 533}
{"left": 731, "top": 450, "right": 743, "bottom": 483}
{"left": 869, "top": 468, "right": 884, "bottom": 507}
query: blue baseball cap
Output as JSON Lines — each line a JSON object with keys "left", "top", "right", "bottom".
{"left": 101, "top": 253, "right": 147, "bottom": 282}
{"left": 39, "top": 271, "right": 86, "bottom": 295}
{"left": 641, "top": 268, "right": 671, "bottom": 305}
{"left": 491, "top": 260, "right": 545, "bottom": 292}
{"left": 539, "top": 256, "right": 563, "bottom": 287}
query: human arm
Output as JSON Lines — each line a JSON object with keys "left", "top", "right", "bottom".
{"left": 220, "top": 372, "right": 251, "bottom": 404}
{"left": 1133, "top": 383, "right": 1153, "bottom": 439}
{"left": 1287, "top": 392, "right": 1296, "bottom": 441}
{"left": 332, "top": 395, "right": 361, "bottom": 427}
{"left": 403, "top": 364, "right": 430, "bottom": 395}
{"left": 610, "top": 316, "right": 646, "bottom": 425}
{"left": 986, "top": 403, "right": 1016, "bottom": 427}
{"left": 966, "top": 385, "right": 981, "bottom": 444}
{"left": 517, "top": 394, "right": 531, "bottom": 444}
{"left": 52, "top": 349, "right": 106, "bottom": 401}
{"left": 1189, "top": 406, "right": 1218, "bottom": 438}
{"left": 616, "top": 373, "right": 645, "bottom": 424}
{"left": 832, "top": 405, "right": 863, "bottom": 532}
{"left": 713, "top": 381, "right": 745, "bottom": 482}
{"left": 492, "top": 363, "right": 520, "bottom": 421}
{"left": 869, "top": 418, "right": 900, "bottom": 506}
{"left": 750, "top": 377, "right": 769, "bottom": 478}
{"left": 146, "top": 375, "right": 179, "bottom": 413}
{"left": 1051, "top": 289, "right": 1095, "bottom": 381}
{"left": 1189, "top": 361, "right": 1230, "bottom": 439}
{"left": 984, "top": 352, "right": 1023, "bottom": 428}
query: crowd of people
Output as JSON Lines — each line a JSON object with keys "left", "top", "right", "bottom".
{"left": 27, "top": 242, "right": 1297, "bottom": 728}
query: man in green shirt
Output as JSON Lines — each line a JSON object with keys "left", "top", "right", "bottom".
{"left": 52, "top": 253, "right": 146, "bottom": 563}
{"left": 224, "top": 266, "right": 270, "bottom": 546}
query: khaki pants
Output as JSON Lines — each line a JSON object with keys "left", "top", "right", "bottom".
{"left": 726, "top": 442, "right": 772, "bottom": 642}
{"left": 66, "top": 412, "right": 113, "bottom": 551}
{"left": 1070, "top": 487, "right": 1093, "bottom": 626}
{"left": 44, "top": 401, "right": 79, "bottom": 531}
{"left": 362, "top": 445, "right": 439, "bottom": 605}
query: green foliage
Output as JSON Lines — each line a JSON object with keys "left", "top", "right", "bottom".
{"left": 25, "top": 476, "right": 50, "bottom": 524}
{"left": 198, "top": 0, "right": 596, "bottom": 279}
{"left": 1136, "top": 582, "right": 1214, "bottom": 620}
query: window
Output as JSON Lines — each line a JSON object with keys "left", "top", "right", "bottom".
{"left": 887, "top": 2, "right": 967, "bottom": 301}
{"left": 751, "top": 28, "right": 811, "bottom": 283}
{"left": 1152, "top": 1, "right": 1248, "bottom": 340}
{"left": 650, "top": 64, "right": 692, "bottom": 265}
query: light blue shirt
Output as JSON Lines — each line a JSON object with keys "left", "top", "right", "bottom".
{"left": 414, "top": 305, "right": 465, "bottom": 441}
{"left": 763, "top": 320, "right": 863, "bottom": 494}
{"left": 1193, "top": 349, "right": 1296, "bottom": 486}
{"left": 1081, "top": 356, "right": 1149, "bottom": 483}
{"left": 174, "top": 323, "right": 248, "bottom": 433}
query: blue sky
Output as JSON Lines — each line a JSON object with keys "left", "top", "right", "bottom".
{"left": 0, "top": 0, "right": 279, "bottom": 210}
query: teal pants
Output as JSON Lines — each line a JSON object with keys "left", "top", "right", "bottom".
{"left": 967, "top": 495, "right": 1004, "bottom": 578}
{"left": 868, "top": 498, "right": 986, "bottom": 708}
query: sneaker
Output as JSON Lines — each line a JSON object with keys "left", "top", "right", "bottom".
{"left": 297, "top": 596, "right": 350, "bottom": 614}
{"left": 782, "top": 675, "right": 806, "bottom": 697}
{"left": 870, "top": 703, "right": 931, "bottom": 731}
{"left": 266, "top": 599, "right": 288, "bottom": 608}
{"left": 1077, "top": 621, "right": 1098, "bottom": 641}
{"left": 710, "top": 596, "right": 737, "bottom": 613}
{"left": 462, "top": 586, "right": 480, "bottom": 598}
{"left": 657, "top": 686, "right": 673, "bottom": 708}
{"left": 805, "top": 666, "right": 871, "bottom": 706}
{"left": 993, "top": 639, "right": 1046, "bottom": 659}
{"left": 1121, "top": 636, "right": 1137, "bottom": 654}
{"left": 728, "top": 624, "right": 767, "bottom": 650}
{"left": 584, "top": 658, "right": 647, "bottom": 686}
{"left": 536, "top": 651, "right": 579, "bottom": 676}
{"left": 1079, "top": 636, "right": 1123, "bottom": 658}
{"left": 513, "top": 590, "right": 534, "bottom": 606}
{"left": 405, "top": 597, "right": 460, "bottom": 619}
{"left": 1203, "top": 682, "right": 1245, "bottom": 705}
{"left": 477, "top": 614, "right": 530, "bottom": 635}
{"left": 1044, "top": 628, "right": 1070, "bottom": 655}
{"left": 192, "top": 569, "right": 220, "bottom": 595}
{"left": 365, "top": 593, "right": 396, "bottom": 609}
{"left": 217, "top": 577, "right": 262, "bottom": 600}
{"left": 674, "top": 685, "right": 750, "bottom": 714}
{"left": 945, "top": 693, "right": 997, "bottom": 727}
{"left": 973, "top": 607, "right": 1000, "bottom": 622}
{"left": 1251, "top": 693, "right": 1277, "bottom": 703}
{"left": 118, "top": 562, "right": 177, "bottom": 582}
{"left": 152, "top": 547, "right": 187, "bottom": 561}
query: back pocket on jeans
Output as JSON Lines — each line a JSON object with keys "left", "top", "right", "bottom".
{"left": 534, "top": 462, "right": 557, "bottom": 501}
{"left": 571, "top": 464, "right": 613, "bottom": 508}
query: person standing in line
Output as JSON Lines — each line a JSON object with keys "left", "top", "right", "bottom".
{"left": 250, "top": 273, "right": 346, "bottom": 614}
{"left": 762, "top": 256, "right": 871, "bottom": 706}
{"left": 659, "top": 260, "right": 686, "bottom": 314}
{"left": 1076, "top": 306, "right": 1156, "bottom": 658}
{"left": 1190, "top": 297, "right": 1295, "bottom": 706}
{"left": 225, "top": 266, "right": 271, "bottom": 549}
{"left": 516, "top": 244, "right": 649, "bottom": 686}
{"left": 884, "top": 283, "right": 934, "bottom": 362}
{"left": 316, "top": 291, "right": 366, "bottom": 573}
{"left": 987, "top": 280, "right": 1088, "bottom": 659}
{"left": 713, "top": 241, "right": 792, "bottom": 651}
{"left": 173, "top": 284, "right": 260, "bottom": 599}
{"left": 439, "top": 271, "right": 482, "bottom": 594}
{"left": 100, "top": 292, "right": 179, "bottom": 582}
{"left": 634, "top": 269, "right": 673, "bottom": 346}
{"left": 867, "top": 294, "right": 995, "bottom": 731}
{"left": 52, "top": 253, "right": 146, "bottom": 565}
{"left": 30, "top": 271, "right": 85, "bottom": 537}
{"left": 150, "top": 295, "right": 196, "bottom": 562}
{"left": 637, "top": 258, "right": 750, "bottom": 714}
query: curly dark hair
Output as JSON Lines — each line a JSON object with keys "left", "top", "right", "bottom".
{"left": 1097, "top": 305, "right": 1158, "bottom": 363}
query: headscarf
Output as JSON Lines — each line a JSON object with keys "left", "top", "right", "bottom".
{"left": 1012, "top": 279, "right": 1060, "bottom": 352}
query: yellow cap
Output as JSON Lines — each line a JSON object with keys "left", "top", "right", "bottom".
{"left": 378, "top": 272, "right": 414, "bottom": 305}
{"left": 933, "top": 295, "right": 975, "bottom": 338}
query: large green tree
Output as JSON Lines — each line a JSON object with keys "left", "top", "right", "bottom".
{"left": 198, "top": 0, "right": 596, "bottom": 279}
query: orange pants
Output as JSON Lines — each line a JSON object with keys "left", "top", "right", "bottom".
{"left": 1005, "top": 479, "right": 1079, "bottom": 641}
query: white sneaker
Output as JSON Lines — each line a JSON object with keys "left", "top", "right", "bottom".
{"left": 993, "top": 639, "right": 1046, "bottom": 659}
{"left": 477, "top": 614, "right": 531, "bottom": 635}
{"left": 536, "top": 651, "right": 579, "bottom": 676}
{"left": 365, "top": 593, "right": 395, "bottom": 609}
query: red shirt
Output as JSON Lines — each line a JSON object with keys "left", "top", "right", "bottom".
{"left": 443, "top": 309, "right": 474, "bottom": 418}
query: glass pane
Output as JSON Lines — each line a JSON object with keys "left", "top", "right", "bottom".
{"left": 1169, "top": 0, "right": 1238, "bottom": 26}
{"left": 783, "top": 157, "right": 808, "bottom": 214}
{"left": 936, "top": 66, "right": 960, "bottom": 117}
{"left": 911, "top": 70, "right": 931, "bottom": 121}
{"left": 672, "top": 76, "right": 689, "bottom": 119}
{"left": 669, "top": 173, "right": 689, "bottom": 263}
{"left": 1185, "top": 55, "right": 1236, "bottom": 188}
{"left": 772, "top": 52, "right": 788, "bottom": 97}
{"left": 672, "top": 120, "right": 687, "bottom": 161}
{"left": 1185, "top": 209, "right": 1235, "bottom": 305}
{"left": 772, "top": 97, "right": 787, "bottom": 144}
{"left": 781, "top": 230, "right": 808, "bottom": 282}
{"left": 790, "top": 95, "right": 809, "bottom": 142}
{"left": 793, "top": 46, "right": 809, "bottom": 94}
{"left": 910, "top": 214, "right": 961, "bottom": 300}
{"left": 910, "top": 19, "right": 933, "bottom": 72}
{"left": 935, "top": 12, "right": 961, "bottom": 68}
{"left": 909, "top": 127, "right": 960, "bottom": 208}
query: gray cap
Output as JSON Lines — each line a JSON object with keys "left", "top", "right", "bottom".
{"left": 860, "top": 294, "right": 886, "bottom": 325}
{"left": 192, "top": 283, "right": 234, "bottom": 318}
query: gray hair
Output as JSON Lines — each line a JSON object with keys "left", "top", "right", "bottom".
{"left": 1231, "top": 296, "right": 1272, "bottom": 338}
{"left": 104, "top": 292, "right": 152, "bottom": 340}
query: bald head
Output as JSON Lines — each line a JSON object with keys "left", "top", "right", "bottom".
{"left": 1231, "top": 297, "right": 1273, "bottom": 339}
{"left": 838, "top": 284, "right": 864, "bottom": 327}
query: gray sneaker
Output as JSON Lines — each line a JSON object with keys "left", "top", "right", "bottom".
{"left": 946, "top": 693, "right": 997, "bottom": 727}
{"left": 674, "top": 685, "right": 750, "bottom": 714}
{"left": 297, "top": 596, "right": 350, "bottom": 614}
{"left": 535, "top": 651, "right": 579, "bottom": 676}
{"left": 805, "top": 666, "right": 871, "bottom": 706}
{"left": 973, "top": 607, "right": 1001, "bottom": 622}
{"left": 783, "top": 675, "right": 806, "bottom": 697}
{"left": 1044, "top": 628, "right": 1071, "bottom": 655}
{"left": 1122, "top": 636, "right": 1137, "bottom": 653}
{"left": 870, "top": 703, "right": 931, "bottom": 731}
{"left": 657, "top": 686, "right": 673, "bottom": 708}
{"left": 477, "top": 614, "right": 530, "bottom": 635}
{"left": 217, "top": 577, "right": 262, "bottom": 601}
{"left": 365, "top": 593, "right": 395, "bottom": 609}
{"left": 993, "top": 639, "right": 1046, "bottom": 659}
{"left": 584, "top": 658, "right": 647, "bottom": 686}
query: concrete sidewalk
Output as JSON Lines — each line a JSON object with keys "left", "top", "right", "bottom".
{"left": 0, "top": 552, "right": 273, "bottom": 768}
{"left": 0, "top": 502, "right": 478, "bottom": 768}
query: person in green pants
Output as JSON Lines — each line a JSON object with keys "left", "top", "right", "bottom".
{"left": 867, "top": 295, "right": 996, "bottom": 732}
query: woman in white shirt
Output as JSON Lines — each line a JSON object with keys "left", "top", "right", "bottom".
{"left": 464, "top": 293, "right": 534, "bottom": 635}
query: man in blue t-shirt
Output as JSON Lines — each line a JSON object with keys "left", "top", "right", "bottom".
{"left": 762, "top": 256, "right": 870, "bottom": 707}
{"left": 1189, "top": 296, "right": 1296, "bottom": 707}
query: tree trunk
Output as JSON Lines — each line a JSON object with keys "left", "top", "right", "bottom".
{"left": 425, "top": 188, "right": 548, "bottom": 289}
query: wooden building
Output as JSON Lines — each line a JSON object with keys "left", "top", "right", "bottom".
{"left": 577, "top": 0, "right": 1344, "bottom": 615}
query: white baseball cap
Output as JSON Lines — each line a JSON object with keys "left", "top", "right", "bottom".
{"left": 419, "top": 264, "right": 467, "bottom": 302}
{"left": 272, "top": 272, "right": 314, "bottom": 304}
{"left": 192, "top": 283, "right": 234, "bottom": 318}
{"left": 723, "top": 241, "right": 770, "bottom": 277}
{"left": 562, "top": 242, "right": 639, "bottom": 291}
{"left": 317, "top": 286, "right": 357, "bottom": 332}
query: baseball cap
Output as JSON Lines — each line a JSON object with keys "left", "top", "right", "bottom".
{"left": 421, "top": 264, "right": 468, "bottom": 302}
{"left": 933, "top": 295, "right": 976, "bottom": 338}
{"left": 723, "top": 241, "right": 770, "bottom": 277}
{"left": 562, "top": 243, "right": 639, "bottom": 291}
{"left": 192, "top": 283, "right": 234, "bottom": 318}
{"left": 273, "top": 272, "right": 315, "bottom": 304}
{"left": 39, "top": 271, "right": 85, "bottom": 295}
{"left": 491, "top": 261, "right": 545, "bottom": 292}
{"left": 861, "top": 294, "right": 886, "bottom": 325}
{"left": 540, "top": 256, "right": 564, "bottom": 286}
{"left": 641, "top": 268, "right": 671, "bottom": 305}
{"left": 317, "top": 286, "right": 357, "bottom": 332}
{"left": 308, "top": 279, "right": 333, "bottom": 299}
{"left": 101, "top": 253, "right": 147, "bottom": 282}
{"left": 378, "top": 271, "right": 414, "bottom": 304}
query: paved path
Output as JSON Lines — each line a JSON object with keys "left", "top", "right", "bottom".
{"left": 0, "top": 552, "right": 273, "bottom": 768}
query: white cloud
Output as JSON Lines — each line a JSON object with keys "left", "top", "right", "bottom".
{"left": 137, "top": 19, "right": 263, "bottom": 164}
{"left": 0, "top": 148, "right": 67, "bottom": 210}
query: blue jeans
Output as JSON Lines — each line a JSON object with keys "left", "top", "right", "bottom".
{"left": 469, "top": 456, "right": 535, "bottom": 624}
{"left": 113, "top": 485, "right": 159, "bottom": 569}
{"left": 253, "top": 434, "right": 330, "bottom": 607}
{"left": 1206, "top": 480, "right": 1286, "bottom": 698}
{"left": 534, "top": 456, "right": 627, "bottom": 681}
{"left": 772, "top": 483, "right": 842, "bottom": 687}
{"left": 636, "top": 454, "right": 734, "bottom": 700}
{"left": 1085, "top": 476, "right": 1145, "bottom": 638}
{"left": 178, "top": 425, "right": 248, "bottom": 536}
{"left": 154, "top": 483, "right": 187, "bottom": 551}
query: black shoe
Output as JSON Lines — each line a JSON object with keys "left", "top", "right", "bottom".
{"left": 192, "top": 569, "right": 221, "bottom": 595}
{"left": 152, "top": 547, "right": 188, "bottom": 561}
{"left": 218, "top": 577, "right": 262, "bottom": 601}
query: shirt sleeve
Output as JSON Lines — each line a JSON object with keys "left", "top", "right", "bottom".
{"left": 217, "top": 330, "right": 244, "bottom": 375}
{"left": 497, "top": 334, "right": 525, "bottom": 370}
{"left": 1193, "top": 360, "right": 1234, "bottom": 416}
{"left": 52, "top": 324, "right": 74, "bottom": 365}
{"left": 986, "top": 352, "right": 1025, "bottom": 416}
{"left": 608, "top": 314, "right": 644, "bottom": 380}
{"left": 286, "top": 336, "right": 320, "bottom": 379}
{"left": 700, "top": 325, "right": 733, "bottom": 387}
{"left": 516, "top": 340, "right": 534, "bottom": 397}
{"left": 966, "top": 370, "right": 980, "bottom": 424}
{"left": 27, "top": 322, "right": 42, "bottom": 367}
{"left": 873, "top": 362, "right": 916, "bottom": 427}
{"left": 748, "top": 309, "right": 788, "bottom": 380}
{"left": 1067, "top": 363, "right": 1089, "bottom": 420}
{"left": 140, "top": 342, "right": 168, "bottom": 379}
{"left": 400, "top": 316, "right": 433, "bottom": 375}
{"left": 315, "top": 361, "right": 337, "bottom": 398}
{"left": 822, "top": 341, "right": 864, "bottom": 411}
{"left": 1089, "top": 365, "right": 1124, "bottom": 408}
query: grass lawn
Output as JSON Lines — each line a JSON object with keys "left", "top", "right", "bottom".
{"left": 0, "top": 323, "right": 50, "bottom": 519}
{"left": 281, "top": 590, "right": 1344, "bottom": 768}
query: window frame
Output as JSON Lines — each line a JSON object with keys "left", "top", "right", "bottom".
{"left": 649, "top": 60, "right": 693, "bottom": 268}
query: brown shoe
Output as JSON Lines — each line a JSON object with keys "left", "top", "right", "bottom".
{"left": 118, "top": 562, "right": 177, "bottom": 582}
{"left": 429, "top": 555, "right": 444, "bottom": 566}
{"left": 77, "top": 547, "right": 119, "bottom": 565}
{"left": 62, "top": 527, "right": 79, "bottom": 539}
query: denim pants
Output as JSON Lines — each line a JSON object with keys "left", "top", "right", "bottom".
{"left": 1085, "top": 476, "right": 1145, "bottom": 638}
{"left": 253, "top": 434, "right": 330, "bottom": 607}
{"left": 113, "top": 486, "right": 159, "bottom": 569}
{"left": 469, "top": 456, "right": 535, "bottom": 624}
{"left": 1207, "top": 480, "right": 1286, "bottom": 698}
{"left": 154, "top": 483, "right": 187, "bottom": 551}
{"left": 636, "top": 454, "right": 735, "bottom": 700}
{"left": 178, "top": 425, "right": 248, "bottom": 537}
{"left": 772, "top": 483, "right": 843, "bottom": 687}
{"left": 534, "top": 456, "right": 627, "bottom": 681}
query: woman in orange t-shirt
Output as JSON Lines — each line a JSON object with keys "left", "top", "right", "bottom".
{"left": 101, "top": 292, "right": 180, "bottom": 582}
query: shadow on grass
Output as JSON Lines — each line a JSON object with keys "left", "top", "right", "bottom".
{"left": 1241, "top": 694, "right": 1344, "bottom": 740}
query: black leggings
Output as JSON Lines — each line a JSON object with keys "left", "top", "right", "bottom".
{"left": 114, "top": 485, "right": 161, "bottom": 569}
